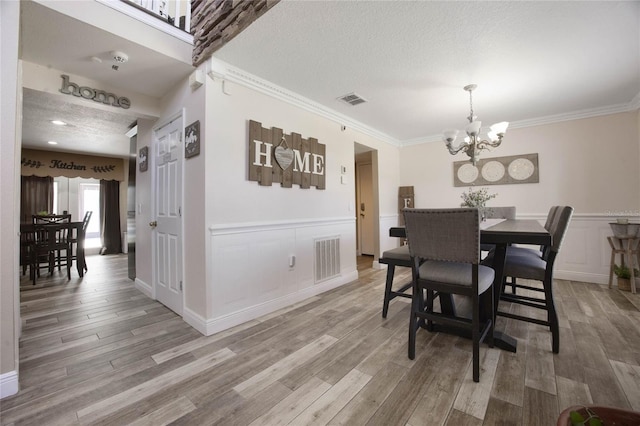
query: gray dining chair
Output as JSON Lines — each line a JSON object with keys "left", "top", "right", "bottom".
{"left": 480, "top": 206, "right": 516, "bottom": 252}
{"left": 404, "top": 208, "right": 495, "bottom": 382}
{"left": 379, "top": 245, "right": 412, "bottom": 318}
{"left": 484, "top": 206, "right": 573, "bottom": 353}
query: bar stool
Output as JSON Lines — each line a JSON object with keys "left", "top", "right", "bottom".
{"left": 379, "top": 245, "right": 412, "bottom": 318}
{"left": 607, "top": 236, "right": 640, "bottom": 294}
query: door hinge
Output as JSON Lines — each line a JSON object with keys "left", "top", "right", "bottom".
{"left": 178, "top": 206, "right": 182, "bottom": 217}
{"left": 180, "top": 281, "right": 183, "bottom": 291}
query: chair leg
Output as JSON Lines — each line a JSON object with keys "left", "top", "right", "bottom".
{"left": 472, "top": 294, "right": 480, "bottom": 383}
{"left": 543, "top": 278, "right": 559, "bottom": 353}
{"left": 408, "top": 285, "right": 419, "bottom": 360}
{"left": 425, "top": 289, "right": 434, "bottom": 331}
{"left": 382, "top": 265, "right": 395, "bottom": 318}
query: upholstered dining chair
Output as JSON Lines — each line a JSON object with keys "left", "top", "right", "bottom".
{"left": 500, "top": 206, "right": 560, "bottom": 294}
{"left": 404, "top": 208, "right": 495, "bottom": 382}
{"left": 379, "top": 245, "right": 412, "bottom": 318}
{"left": 484, "top": 206, "right": 573, "bottom": 353}
{"left": 480, "top": 206, "right": 517, "bottom": 252}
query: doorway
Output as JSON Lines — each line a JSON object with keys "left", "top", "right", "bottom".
{"left": 354, "top": 143, "right": 380, "bottom": 266}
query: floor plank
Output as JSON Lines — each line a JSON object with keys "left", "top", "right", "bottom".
{"left": 2, "top": 254, "right": 640, "bottom": 426}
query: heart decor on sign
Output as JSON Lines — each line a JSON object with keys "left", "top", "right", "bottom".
{"left": 274, "top": 136, "right": 294, "bottom": 170}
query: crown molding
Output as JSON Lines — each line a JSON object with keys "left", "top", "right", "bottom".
{"left": 207, "top": 57, "right": 639, "bottom": 150}
{"left": 401, "top": 97, "right": 640, "bottom": 147}
{"left": 207, "top": 58, "right": 400, "bottom": 146}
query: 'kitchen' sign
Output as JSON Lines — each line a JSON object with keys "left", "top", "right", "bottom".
{"left": 248, "top": 120, "right": 326, "bottom": 189}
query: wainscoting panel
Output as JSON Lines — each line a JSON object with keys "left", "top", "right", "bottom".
{"left": 205, "top": 218, "right": 357, "bottom": 335}
{"left": 518, "top": 213, "right": 626, "bottom": 285}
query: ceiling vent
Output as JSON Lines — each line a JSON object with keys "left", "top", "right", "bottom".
{"left": 338, "top": 92, "right": 367, "bottom": 106}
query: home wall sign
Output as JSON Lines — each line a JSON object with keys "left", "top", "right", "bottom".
{"left": 21, "top": 149, "right": 124, "bottom": 181}
{"left": 59, "top": 74, "right": 131, "bottom": 109}
{"left": 248, "top": 120, "right": 326, "bottom": 189}
{"left": 453, "top": 153, "right": 539, "bottom": 187}
{"left": 185, "top": 120, "right": 200, "bottom": 158}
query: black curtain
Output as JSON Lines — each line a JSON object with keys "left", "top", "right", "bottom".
{"left": 20, "top": 176, "right": 53, "bottom": 223}
{"left": 99, "top": 179, "right": 121, "bottom": 255}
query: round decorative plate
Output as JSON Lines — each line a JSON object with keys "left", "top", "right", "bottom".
{"left": 481, "top": 160, "right": 505, "bottom": 182}
{"left": 457, "top": 163, "right": 479, "bottom": 184}
{"left": 508, "top": 158, "right": 535, "bottom": 180}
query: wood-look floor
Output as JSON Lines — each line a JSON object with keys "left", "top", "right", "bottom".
{"left": 2, "top": 254, "right": 640, "bottom": 425}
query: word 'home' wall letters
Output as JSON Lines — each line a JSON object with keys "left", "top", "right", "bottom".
{"left": 248, "top": 120, "right": 326, "bottom": 189}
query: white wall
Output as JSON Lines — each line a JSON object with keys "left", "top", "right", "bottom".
{"left": 161, "top": 62, "right": 402, "bottom": 334}
{"left": 400, "top": 111, "right": 640, "bottom": 283}
{"left": 0, "top": 0, "right": 21, "bottom": 399}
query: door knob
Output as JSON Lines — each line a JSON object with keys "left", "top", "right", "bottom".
{"left": 149, "top": 221, "right": 157, "bottom": 228}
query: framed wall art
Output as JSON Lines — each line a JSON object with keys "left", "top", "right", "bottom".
{"left": 139, "top": 146, "right": 148, "bottom": 172}
{"left": 185, "top": 120, "right": 200, "bottom": 158}
{"left": 453, "top": 153, "right": 539, "bottom": 187}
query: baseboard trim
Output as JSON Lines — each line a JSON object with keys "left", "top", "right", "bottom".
{"left": 134, "top": 278, "right": 153, "bottom": 299}
{"left": 186, "top": 270, "right": 359, "bottom": 336}
{"left": 555, "top": 270, "right": 608, "bottom": 286}
{"left": 0, "top": 370, "right": 18, "bottom": 399}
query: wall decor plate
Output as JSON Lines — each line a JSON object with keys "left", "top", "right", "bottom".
{"left": 453, "top": 153, "right": 539, "bottom": 187}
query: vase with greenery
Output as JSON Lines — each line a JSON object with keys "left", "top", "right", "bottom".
{"left": 460, "top": 187, "right": 497, "bottom": 220}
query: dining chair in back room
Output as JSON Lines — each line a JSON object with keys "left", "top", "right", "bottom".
{"left": 404, "top": 208, "right": 495, "bottom": 382}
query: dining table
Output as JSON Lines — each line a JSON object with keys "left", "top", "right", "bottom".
{"left": 389, "top": 218, "right": 552, "bottom": 352}
{"left": 20, "top": 221, "right": 87, "bottom": 282}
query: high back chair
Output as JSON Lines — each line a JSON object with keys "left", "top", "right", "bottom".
{"left": 32, "top": 213, "right": 71, "bottom": 224}
{"left": 492, "top": 206, "right": 573, "bottom": 353}
{"left": 71, "top": 211, "right": 92, "bottom": 274}
{"left": 379, "top": 245, "right": 412, "bottom": 318}
{"left": 404, "top": 208, "right": 495, "bottom": 382}
{"left": 33, "top": 213, "right": 71, "bottom": 272}
{"left": 31, "top": 222, "right": 72, "bottom": 284}
{"left": 481, "top": 206, "right": 516, "bottom": 252}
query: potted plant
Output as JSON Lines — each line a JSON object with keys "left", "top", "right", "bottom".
{"left": 613, "top": 264, "right": 639, "bottom": 291}
{"left": 460, "top": 186, "right": 497, "bottom": 221}
{"left": 557, "top": 405, "right": 640, "bottom": 425}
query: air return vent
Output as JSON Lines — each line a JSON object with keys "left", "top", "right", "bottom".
{"left": 338, "top": 92, "right": 367, "bottom": 106}
{"left": 314, "top": 236, "right": 341, "bottom": 283}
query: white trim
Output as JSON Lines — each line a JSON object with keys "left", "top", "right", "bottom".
{"left": 209, "top": 216, "right": 355, "bottom": 235}
{"left": 207, "top": 58, "right": 399, "bottom": 147}
{"left": 209, "top": 59, "right": 639, "bottom": 150}
{"left": 96, "top": 0, "right": 193, "bottom": 44}
{"left": 186, "top": 271, "right": 359, "bottom": 336}
{"left": 555, "top": 270, "right": 608, "bottom": 286}
{"left": 135, "top": 277, "right": 153, "bottom": 299}
{"left": 401, "top": 101, "right": 640, "bottom": 147}
{"left": 0, "top": 371, "right": 19, "bottom": 399}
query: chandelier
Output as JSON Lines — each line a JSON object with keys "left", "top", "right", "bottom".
{"left": 443, "top": 84, "right": 509, "bottom": 165}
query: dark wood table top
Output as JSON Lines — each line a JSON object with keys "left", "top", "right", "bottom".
{"left": 390, "top": 219, "right": 552, "bottom": 246}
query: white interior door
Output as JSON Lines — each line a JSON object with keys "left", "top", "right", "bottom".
{"left": 357, "top": 162, "right": 374, "bottom": 255}
{"left": 153, "top": 115, "right": 183, "bottom": 315}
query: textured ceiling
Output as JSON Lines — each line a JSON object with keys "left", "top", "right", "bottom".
{"left": 214, "top": 1, "right": 640, "bottom": 142}
{"left": 18, "top": 1, "right": 640, "bottom": 158}
{"left": 21, "top": 88, "right": 136, "bottom": 157}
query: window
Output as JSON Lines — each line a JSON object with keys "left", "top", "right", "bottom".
{"left": 79, "top": 183, "right": 100, "bottom": 240}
